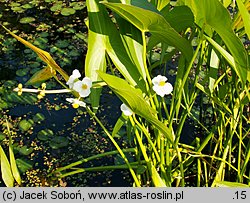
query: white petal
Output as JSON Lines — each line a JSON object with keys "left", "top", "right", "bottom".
{"left": 120, "top": 103, "right": 133, "bottom": 116}
{"left": 72, "top": 69, "right": 81, "bottom": 78}
{"left": 153, "top": 82, "right": 173, "bottom": 97}
{"left": 82, "top": 77, "right": 92, "bottom": 88}
{"left": 163, "top": 82, "right": 173, "bottom": 95}
{"left": 152, "top": 75, "right": 167, "bottom": 85}
{"left": 79, "top": 88, "right": 91, "bottom": 98}
{"left": 73, "top": 81, "right": 83, "bottom": 92}
{"left": 66, "top": 98, "right": 75, "bottom": 103}
{"left": 77, "top": 101, "right": 86, "bottom": 107}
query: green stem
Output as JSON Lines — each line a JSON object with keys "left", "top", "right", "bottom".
{"left": 51, "top": 148, "right": 136, "bottom": 175}
{"left": 86, "top": 106, "right": 141, "bottom": 187}
{"left": 59, "top": 161, "right": 146, "bottom": 178}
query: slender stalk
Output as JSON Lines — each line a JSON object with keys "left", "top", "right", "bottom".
{"left": 58, "top": 162, "right": 146, "bottom": 178}
{"left": 51, "top": 148, "right": 137, "bottom": 175}
{"left": 86, "top": 106, "right": 141, "bottom": 187}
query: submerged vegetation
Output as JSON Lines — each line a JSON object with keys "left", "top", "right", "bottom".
{"left": 0, "top": 0, "right": 250, "bottom": 187}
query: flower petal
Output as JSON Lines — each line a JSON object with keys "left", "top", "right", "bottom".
{"left": 82, "top": 77, "right": 92, "bottom": 88}
{"left": 152, "top": 75, "right": 167, "bottom": 86}
{"left": 120, "top": 103, "right": 133, "bottom": 116}
{"left": 72, "top": 69, "right": 81, "bottom": 78}
{"left": 73, "top": 80, "right": 91, "bottom": 98}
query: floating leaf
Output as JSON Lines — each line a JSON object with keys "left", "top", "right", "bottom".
{"left": 55, "top": 40, "right": 69, "bottom": 48}
{"left": 21, "top": 4, "right": 33, "bottom": 9}
{"left": 37, "top": 129, "right": 54, "bottom": 141}
{"left": 19, "top": 17, "right": 36, "bottom": 24}
{"left": 49, "top": 136, "right": 69, "bottom": 149}
{"left": 61, "top": 8, "right": 76, "bottom": 16}
{"left": 17, "top": 146, "right": 33, "bottom": 156}
{"left": 32, "top": 113, "right": 45, "bottom": 123}
{"left": 70, "top": 2, "right": 86, "bottom": 10}
{"left": 16, "top": 68, "right": 29, "bottom": 77}
{"left": 50, "top": 4, "right": 62, "bottom": 12}
{"left": 18, "top": 119, "right": 34, "bottom": 132}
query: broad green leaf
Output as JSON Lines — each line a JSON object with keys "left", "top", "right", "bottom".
{"left": 148, "top": 5, "right": 194, "bottom": 52}
{"left": 185, "top": 0, "right": 249, "bottom": 83}
{"left": 150, "top": 163, "right": 166, "bottom": 187}
{"left": 214, "top": 181, "right": 249, "bottom": 187}
{"left": 116, "top": 16, "right": 147, "bottom": 80}
{"left": 25, "top": 66, "right": 56, "bottom": 85}
{"left": 98, "top": 72, "right": 174, "bottom": 144}
{"left": 162, "top": 6, "right": 194, "bottom": 33}
{"left": 0, "top": 146, "right": 14, "bottom": 187}
{"left": 101, "top": 2, "right": 193, "bottom": 62}
{"left": 235, "top": 0, "right": 250, "bottom": 39}
{"left": 156, "top": 0, "right": 170, "bottom": 11}
{"left": 9, "top": 146, "right": 21, "bottom": 185}
{"left": 85, "top": 0, "right": 147, "bottom": 111}
{"left": 223, "top": 0, "right": 232, "bottom": 7}
{"left": 1, "top": 25, "right": 69, "bottom": 82}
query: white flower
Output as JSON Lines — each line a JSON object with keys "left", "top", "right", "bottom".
{"left": 152, "top": 75, "right": 173, "bottom": 97}
{"left": 66, "top": 98, "right": 86, "bottom": 109}
{"left": 120, "top": 103, "right": 133, "bottom": 116}
{"left": 73, "top": 77, "right": 92, "bottom": 98}
{"left": 66, "top": 69, "right": 81, "bottom": 89}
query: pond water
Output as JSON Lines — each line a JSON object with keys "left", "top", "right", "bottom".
{"left": 0, "top": 0, "right": 132, "bottom": 187}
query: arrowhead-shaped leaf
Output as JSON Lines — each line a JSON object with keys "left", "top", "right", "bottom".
{"left": 98, "top": 71, "right": 174, "bottom": 144}
{"left": 101, "top": 1, "right": 193, "bottom": 62}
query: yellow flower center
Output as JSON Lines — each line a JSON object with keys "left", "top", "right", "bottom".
{"left": 82, "top": 84, "right": 88, "bottom": 90}
{"left": 18, "top": 83, "right": 23, "bottom": 89}
{"left": 159, "top": 81, "right": 166, "bottom": 86}
{"left": 72, "top": 103, "right": 79, "bottom": 109}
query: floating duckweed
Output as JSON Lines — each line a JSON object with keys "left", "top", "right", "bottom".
{"left": 21, "top": 4, "right": 33, "bottom": 9}
{"left": 19, "top": 17, "right": 36, "bottom": 24}
{"left": 16, "top": 68, "right": 29, "bottom": 77}
{"left": 61, "top": 8, "right": 76, "bottom": 16}
{"left": 55, "top": 40, "right": 69, "bottom": 48}
{"left": 49, "top": 136, "right": 69, "bottom": 149}
{"left": 37, "top": 129, "right": 54, "bottom": 141}
{"left": 33, "top": 113, "right": 45, "bottom": 123}
{"left": 70, "top": 2, "right": 86, "bottom": 10}
{"left": 17, "top": 146, "right": 34, "bottom": 156}
{"left": 19, "top": 119, "right": 34, "bottom": 132}
{"left": 50, "top": 4, "right": 62, "bottom": 12}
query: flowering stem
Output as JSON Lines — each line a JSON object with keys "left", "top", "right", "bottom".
{"left": 13, "top": 88, "right": 71, "bottom": 94}
{"left": 85, "top": 106, "right": 141, "bottom": 187}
